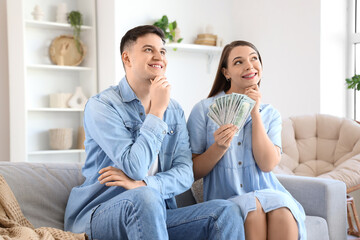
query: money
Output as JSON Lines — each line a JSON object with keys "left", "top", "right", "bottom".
{"left": 207, "top": 93, "right": 256, "bottom": 134}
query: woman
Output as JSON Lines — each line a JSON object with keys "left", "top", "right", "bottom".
{"left": 187, "top": 40, "right": 306, "bottom": 240}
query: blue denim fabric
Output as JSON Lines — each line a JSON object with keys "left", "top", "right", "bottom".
{"left": 187, "top": 92, "right": 307, "bottom": 240}
{"left": 64, "top": 77, "right": 194, "bottom": 234}
{"left": 89, "top": 186, "right": 245, "bottom": 240}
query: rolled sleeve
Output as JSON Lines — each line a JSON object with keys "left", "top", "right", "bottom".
{"left": 267, "top": 109, "right": 282, "bottom": 152}
{"left": 142, "top": 114, "right": 168, "bottom": 142}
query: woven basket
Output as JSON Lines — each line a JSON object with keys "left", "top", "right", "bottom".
{"left": 49, "top": 128, "right": 73, "bottom": 150}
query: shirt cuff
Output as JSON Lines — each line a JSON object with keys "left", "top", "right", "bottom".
{"left": 143, "top": 176, "right": 161, "bottom": 194}
{"left": 142, "top": 114, "right": 168, "bottom": 142}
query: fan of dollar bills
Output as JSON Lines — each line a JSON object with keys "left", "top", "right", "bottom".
{"left": 207, "top": 93, "right": 256, "bottom": 134}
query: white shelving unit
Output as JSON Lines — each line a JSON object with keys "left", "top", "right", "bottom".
{"left": 7, "top": 0, "right": 97, "bottom": 163}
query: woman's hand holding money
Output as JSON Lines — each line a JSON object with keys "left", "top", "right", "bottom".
{"left": 213, "top": 124, "right": 238, "bottom": 150}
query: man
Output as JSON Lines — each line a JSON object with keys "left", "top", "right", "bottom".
{"left": 64, "top": 25, "right": 244, "bottom": 240}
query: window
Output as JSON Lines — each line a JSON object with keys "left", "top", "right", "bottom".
{"left": 351, "top": 0, "right": 360, "bottom": 120}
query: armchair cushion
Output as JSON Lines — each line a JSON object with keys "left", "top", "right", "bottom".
{"left": 274, "top": 114, "right": 360, "bottom": 190}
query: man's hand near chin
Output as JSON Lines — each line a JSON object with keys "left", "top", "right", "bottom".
{"left": 98, "top": 166, "right": 146, "bottom": 190}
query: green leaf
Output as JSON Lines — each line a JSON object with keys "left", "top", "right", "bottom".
{"left": 161, "top": 15, "right": 168, "bottom": 25}
{"left": 358, "top": 83, "right": 360, "bottom": 91}
{"left": 172, "top": 21, "right": 177, "bottom": 30}
{"left": 168, "top": 22, "right": 174, "bottom": 32}
{"left": 177, "top": 38, "right": 183, "bottom": 43}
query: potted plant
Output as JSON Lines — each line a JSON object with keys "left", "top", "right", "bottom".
{"left": 153, "top": 15, "right": 183, "bottom": 43}
{"left": 67, "top": 11, "right": 83, "bottom": 56}
{"left": 346, "top": 75, "right": 360, "bottom": 121}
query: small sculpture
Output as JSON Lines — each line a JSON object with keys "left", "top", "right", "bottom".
{"left": 68, "top": 86, "right": 88, "bottom": 109}
{"left": 31, "top": 5, "right": 44, "bottom": 21}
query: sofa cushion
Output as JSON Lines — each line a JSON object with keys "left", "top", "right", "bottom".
{"left": 0, "top": 162, "right": 84, "bottom": 229}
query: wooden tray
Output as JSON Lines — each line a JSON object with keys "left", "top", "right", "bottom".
{"left": 49, "top": 35, "right": 86, "bottom": 66}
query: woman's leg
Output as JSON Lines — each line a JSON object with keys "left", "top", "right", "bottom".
{"left": 244, "top": 198, "right": 267, "bottom": 240}
{"left": 267, "top": 207, "right": 298, "bottom": 240}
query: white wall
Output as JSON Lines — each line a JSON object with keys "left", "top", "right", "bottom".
{"left": 98, "top": 0, "right": 348, "bottom": 119}
{"left": 0, "top": 0, "right": 10, "bottom": 161}
{"left": 320, "top": 0, "right": 348, "bottom": 117}
{"left": 98, "top": 0, "right": 237, "bottom": 118}
{"left": 232, "top": 0, "right": 322, "bottom": 118}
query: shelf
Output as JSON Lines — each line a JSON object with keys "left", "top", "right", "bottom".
{"left": 165, "top": 43, "right": 223, "bottom": 72}
{"left": 28, "top": 149, "right": 85, "bottom": 155}
{"left": 165, "top": 43, "right": 223, "bottom": 54}
{"left": 27, "top": 64, "right": 92, "bottom": 71}
{"left": 26, "top": 20, "right": 92, "bottom": 30}
{"left": 28, "top": 108, "right": 84, "bottom": 112}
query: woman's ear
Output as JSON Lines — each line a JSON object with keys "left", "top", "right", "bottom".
{"left": 122, "top": 51, "right": 131, "bottom": 67}
{"left": 222, "top": 67, "right": 230, "bottom": 80}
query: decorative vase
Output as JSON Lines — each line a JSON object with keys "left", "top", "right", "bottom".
{"left": 49, "top": 128, "right": 73, "bottom": 150}
{"left": 56, "top": 3, "right": 68, "bottom": 23}
{"left": 31, "top": 5, "right": 44, "bottom": 21}
{"left": 68, "top": 86, "right": 88, "bottom": 109}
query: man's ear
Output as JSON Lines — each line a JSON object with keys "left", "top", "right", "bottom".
{"left": 122, "top": 51, "right": 131, "bottom": 67}
{"left": 222, "top": 67, "right": 230, "bottom": 80}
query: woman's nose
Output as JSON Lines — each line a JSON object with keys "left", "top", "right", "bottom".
{"left": 245, "top": 61, "right": 253, "bottom": 70}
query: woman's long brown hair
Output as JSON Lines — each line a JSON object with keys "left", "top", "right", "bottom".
{"left": 208, "top": 40, "right": 263, "bottom": 98}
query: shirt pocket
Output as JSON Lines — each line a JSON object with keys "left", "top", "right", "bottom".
{"left": 162, "top": 124, "right": 181, "bottom": 158}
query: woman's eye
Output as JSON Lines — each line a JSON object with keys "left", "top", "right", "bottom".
{"left": 252, "top": 56, "right": 258, "bottom": 60}
{"left": 235, "top": 61, "right": 242, "bottom": 65}
{"left": 160, "top": 51, "right": 166, "bottom": 56}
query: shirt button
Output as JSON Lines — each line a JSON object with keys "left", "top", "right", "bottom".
{"left": 140, "top": 112, "right": 143, "bottom": 116}
{"left": 170, "top": 130, "right": 174, "bottom": 134}
{"left": 163, "top": 130, "right": 166, "bottom": 134}
{"left": 240, "top": 184, "right": 243, "bottom": 188}
{"left": 238, "top": 161, "right": 242, "bottom": 166}
{"left": 237, "top": 142, "right": 241, "bottom": 146}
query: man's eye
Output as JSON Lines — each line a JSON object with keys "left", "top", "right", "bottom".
{"left": 145, "top": 48, "right": 152, "bottom": 52}
{"left": 160, "top": 51, "right": 166, "bottom": 56}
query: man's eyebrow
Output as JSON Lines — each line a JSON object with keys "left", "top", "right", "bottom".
{"left": 142, "top": 44, "right": 153, "bottom": 48}
{"left": 232, "top": 52, "right": 257, "bottom": 62}
{"left": 142, "top": 45, "right": 167, "bottom": 52}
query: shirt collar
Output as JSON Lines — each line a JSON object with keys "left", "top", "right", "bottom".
{"left": 119, "top": 76, "right": 139, "bottom": 103}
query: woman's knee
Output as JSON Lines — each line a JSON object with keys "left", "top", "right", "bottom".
{"left": 267, "top": 207, "right": 296, "bottom": 224}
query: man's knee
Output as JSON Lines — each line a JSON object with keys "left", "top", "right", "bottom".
{"left": 127, "top": 186, "right": 164, "bottom": 208}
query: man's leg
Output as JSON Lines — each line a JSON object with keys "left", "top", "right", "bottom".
{"left": 167, "top": 199, "right": 245, "bottom": 240}
{"left": 89, "top": 186, "right": 168, "bottom": 240}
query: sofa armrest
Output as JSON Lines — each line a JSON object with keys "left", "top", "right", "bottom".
{"left": 276, "top": 174, "right": 347, "bottom": 240}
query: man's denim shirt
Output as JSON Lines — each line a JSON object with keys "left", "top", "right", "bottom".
{"left": 64, "top": 77, "right": 194, "bottom": 233}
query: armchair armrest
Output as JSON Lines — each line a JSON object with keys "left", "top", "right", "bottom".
{"left": 276, "top": 174, "right": 347, "bottom": 240}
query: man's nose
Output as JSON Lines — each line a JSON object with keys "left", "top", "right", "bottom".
{"left": 153, "top": 50, "right": 163, "bottom": 60}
